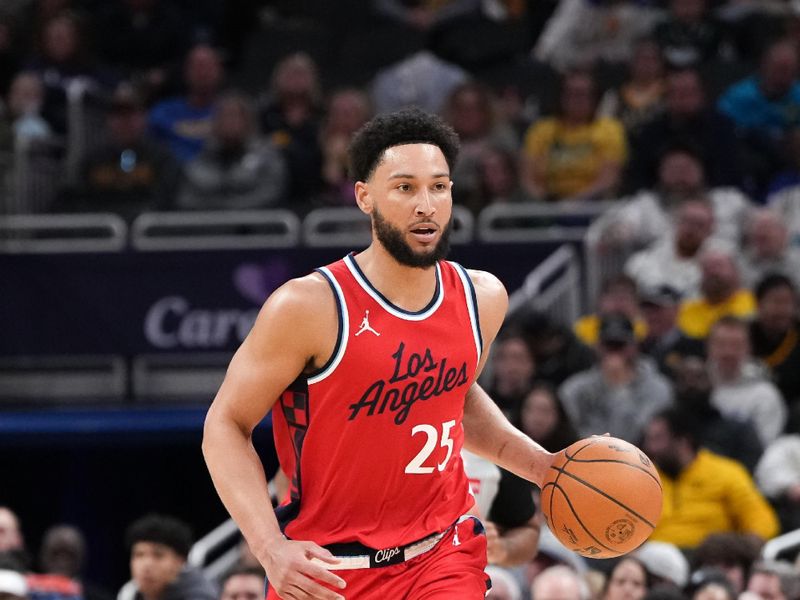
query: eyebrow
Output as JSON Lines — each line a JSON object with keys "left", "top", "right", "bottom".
{"left": 388, "top": 173, "right": 450, "bottom": 180}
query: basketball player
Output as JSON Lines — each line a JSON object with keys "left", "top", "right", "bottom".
{"left": 202, "top": 108, "right": 555, "bottom": 599}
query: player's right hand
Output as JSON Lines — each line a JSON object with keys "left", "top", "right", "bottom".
{"left": 264, "top": 538, "right": 346, "bottom": 599}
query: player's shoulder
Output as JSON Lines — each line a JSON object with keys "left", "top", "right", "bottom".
{"left": 463, "top": 268, "right": 508, "bottom": 304}
{"left": 261, "top": 272, "right": 334, "bottom": 320}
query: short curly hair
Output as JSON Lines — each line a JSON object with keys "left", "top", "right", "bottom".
{"left": 347, "top": 107, "right": 460, "bottom": 183}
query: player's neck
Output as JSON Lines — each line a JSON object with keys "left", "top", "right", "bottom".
{"left": 354, "top": 246, "right": 439, "bottom": 312}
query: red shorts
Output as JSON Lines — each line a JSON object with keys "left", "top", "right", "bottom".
{"left": 266, "top": 516, "right": 489, "bottom": 599}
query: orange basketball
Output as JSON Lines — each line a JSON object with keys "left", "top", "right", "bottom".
{"left": 540, "top": 436, "right": 663, "bottom": 558}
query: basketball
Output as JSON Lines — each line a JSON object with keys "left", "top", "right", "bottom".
{"left": 541, "top": 436, "right": 663, "bottom": 558}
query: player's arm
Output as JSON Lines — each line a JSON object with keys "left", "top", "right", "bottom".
{"left": 202, "top": 274, "right": 346, "bottom": 600}
{"left": 461, "top": 270, "right": 554, "bottom": 488}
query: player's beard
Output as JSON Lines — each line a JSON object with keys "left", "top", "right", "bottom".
{"left": 372, "top": 207, "right": 452, "bottom": 268}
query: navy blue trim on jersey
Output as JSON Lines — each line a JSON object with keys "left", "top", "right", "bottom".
{"left": 453, "top": 262, "right": 483, "bottom": 352}
{"left": 305, "top": 267, "right": 344, "bottom": 379}
{"left": 345, "top": 252, "right": 441, "bottom": 316}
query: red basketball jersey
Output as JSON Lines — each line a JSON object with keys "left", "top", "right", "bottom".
{"left": 272, "top": 253, "right": 483, "bottom": 549}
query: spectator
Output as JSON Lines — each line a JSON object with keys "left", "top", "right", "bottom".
{"left": 692, "top": 533, "right": 761, "bottom": 595}
{"left": 598, "top": 38, "right": 667, "bottom": 138}
{"left": 739, "top": 209, "right": 800, "bottom": 290}
{"left": 484, "top": 328, "right": 535, "bottom": 419}
{"left": 559, "top": 313, "right": 673, "bottom": 443}
{"left": 531, "top": 564, "right": 590, "bottom": 600}
{"left": 533, "top": 0, "right": 661, "bottom": 72}
{"left": 176, "top": 91, "right": 287, "bottom": 210}
{"left": 38, "top": 525, "right": 112, "bottom": 600}
{"left": 745, "top": 562, "right": 800, "bottom": 600}
{"left": 218, "top": 565, "right": 264, "bottom": 600}
{"left": 765, "top": 127, "right": 800, "bottom": 199}
{"left": 672, "top": 356, "right": 763, "bottom": 472}
{"left": 756, "top": 431, "right": 800, "bottom": 531}
{"left": 750, "top": 274, "right": 800, "bottom": 408}
{"left": 511, "top": 308, "right": 595, "bottom": 387}
{"left": 625, "top": 198, "right": 716, "bottom": 299}
{"left": 643, "top": 408, "right": 779, "bottom": 549}
{"left": 653, "top": 0, "right": 731, "bottom": 68}
{"left": 687, "top": 569, "right": 737, "bottom": 600}
{"left": 718, "top": 40, "right": 800, "bottom": 196}
{"left": 766, "top": 130, "right": 800, "bottom": 242}
{"left": 0, "top": 569, "right": 27, "bottom": 600}
{"left": 59, "top": 83, "right": 178, "bottom": 218}
{"left": 259, "top": 52, "right": 324, "bottom": 205}
{"left": 597, "top": 142, "right": 751, "bottom": 253}
{"left": 511, "top": 524, "right": 589, "bottom": 600}
{"left": 149, "top": 43, "right": 224, "bottom": 163}
{"left": 26, "top": 12, "right": 114, "bottom": 135}
{"left": 441, "top": 81, "right": 518, "bottom": 209}
{"left": 707, "top": 316, "right": 786, "bottom": 446}
{"left": 634, "top": 541, "right": 690, "bottom": 590}
{"left": 0, "top": 71, "right": 52, "bottom": 152}
{"left": 94, "top": 0, "right": 189, "bottom": 101}
{"left": 462, "top": 451, "right": 539, "bottom": 568}
{"left": 124, "top": 513, "right": 217, "bottom": 600}
{"left": 370, "top": 50, "right": 468, "bottom": 116}
{"left": 485, "top": 565, "right": 521, "bottom": 600}
{"left": 719, "top": 39, "right": 800, "bottom": 144}
{"left": 0, "top": 508, "right": 22, "bottom": 555}
{"left": 603, "top": 558, "right": 651, "bottom": 600}
{"left": 638, "top": 285, "right": 705, "bottom": 377}
{"left": 574, "top": 274, "right": 647, "bottom": 347}
{"left": 627, "top": 68, "right": 743, "bottom": 192}
{"left": 521, "top": 70, "right": 627, "bottom": 202}
{"left": 518, "top": 382, "right": 578, "bottom": 453}
{"left": 677, "top": 249, "right": 755, "bottom": 339}
{"left": 317, "top": 87, "right": 372, "bottom": 207}
{"left": 468, "top": 145, "right": 527, "bottom": 213}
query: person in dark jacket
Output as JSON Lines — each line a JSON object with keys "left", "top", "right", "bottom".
{"left": 124, "top": 514, "right": 217, "bottom": 600}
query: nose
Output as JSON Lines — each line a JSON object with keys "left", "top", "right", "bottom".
{"left": 415, "top": 189, "right": 436, "bottom": 217}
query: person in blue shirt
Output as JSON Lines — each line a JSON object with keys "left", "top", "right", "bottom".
{"left": 148, "top": 44, "right": 224, "bottom": 163}
{"left": 718, "top": 39, "right": 800, "bottom": 140}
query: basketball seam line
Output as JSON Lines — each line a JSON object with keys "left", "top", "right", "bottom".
{"left": 564, "top": 458, "right": 663, "bottom": 490}
{"left": 549, "top": 482, "right": 621, "bottom": 556}
{"left": 549, "top": 465, "right": 657, "bottom": 530}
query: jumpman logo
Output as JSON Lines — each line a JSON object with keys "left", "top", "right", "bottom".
{"left": 355, "top": 310, "right": 380, "bottom": 337}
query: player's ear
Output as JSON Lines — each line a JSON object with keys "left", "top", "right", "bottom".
{"left": 354, "top": 181, "right": 373, "bottom": 215}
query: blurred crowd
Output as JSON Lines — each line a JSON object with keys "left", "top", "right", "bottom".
{"left": 8, "top": 0, "right": 800, "bottom": 599}
{"left": 1, "top": 0, "right": 800, "bottom": 221}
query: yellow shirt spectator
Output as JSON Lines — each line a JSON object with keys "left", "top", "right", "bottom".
{"left": 651, "top": 449, "right": 779, "bottom": 548}
{"left": 574, "top": 314, "right": 648, "bottom": 346}
{"left": 677, "top": 289, "right": 756, "bottom": 339}
{"left": 523, "top": 116, "right": 627, "bottom": 200}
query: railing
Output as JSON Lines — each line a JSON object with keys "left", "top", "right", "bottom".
{"left": 131, "top": 209, "right": 302, "bottom": 251}
{"left": 302, "top": 205, "right": 475, "bottom": 247}
{"left": 0, "top": 213, "right": 127, "bottom": 253}
{"left": 477, "top": 200, "right": 617, "bottom": 244}
{"left": 0, "top": 202, "right": 615, "bottom": 252}
{"left": 583, "top": 210, "right": 638, "bottom": 311}
{"left": 0, "top": 355, "right": 127, "bottom": 404}
{"left": 762, "top": 528, "right": 800, "bottom": 561}
{"left": 507, "top": 244, "right": 582, "bottom": 325}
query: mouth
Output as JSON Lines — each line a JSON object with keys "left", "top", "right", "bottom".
{"left": 409, "top": 223, "right": 439, "bottom": 243}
